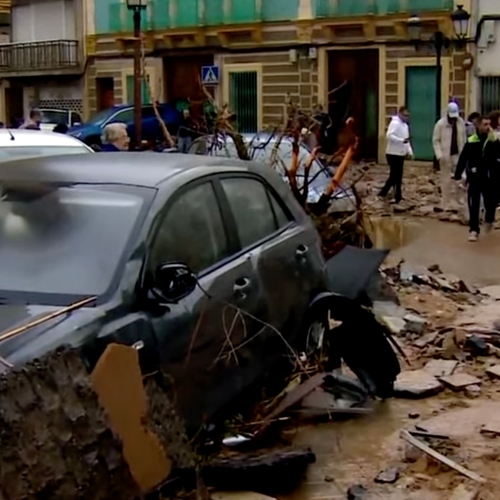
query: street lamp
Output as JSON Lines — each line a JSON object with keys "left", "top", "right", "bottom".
{"left": 126, "top": 0, "right": 147, "bottom": 148}
{"left": 407, "top": 4, "right": 471, "bottom": 122}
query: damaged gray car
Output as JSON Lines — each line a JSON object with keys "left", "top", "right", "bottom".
{"left": 0, "top": 153, "right": 399, "bottom": 429}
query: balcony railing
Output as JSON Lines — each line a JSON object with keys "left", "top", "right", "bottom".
{"left": 103, "top": 0, "right": 454, "bottom": 34}
{"left": 0, "top": 40, "right": 80, "bottom": 73}
{"left": 315, "top": 0, "right": 454, "bottom": 18}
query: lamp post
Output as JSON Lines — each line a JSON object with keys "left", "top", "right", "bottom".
{"left": 408, "top": 5, "right": 471, "bottom": 122}
{"left": 126, "top": 0, "right": 147, "bottom": 148}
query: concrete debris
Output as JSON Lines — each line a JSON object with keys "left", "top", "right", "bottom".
{"left": 374, "top": 467, "right": 400, "bottom": 484}
{"left": 464, "top": 334, "right": 490, "bottom": 357}
{"left": 448, "top": 484, "right": 480, "bottom": 500}
{"left": 372, "top": 300, "right": 407, "bottom": 319}
{"left": 428, "top": 264, "right": 441, "bottom": 273}
{"left": 394, "top": 370, "right": 443, "bottom": 398}
{"left": 381, "top": 316, "right": 406, "bottom": 335}
{"left": 414, "top": 331, "right": 439, "bottom": 348}
{"left": 424, "top": 360, "right": 458, "bottom": 378}
{"left": 439, "top": 373, "right": 482, "bottom": 391}
{"left": 347, "top": 484, "right": 368, "bottom": 500}
{"left": 486, "top": 364, "right": 500, "bottom": 379}
{"left": 464, "top": 384, "right": 482, "bottom": 398}
{"left": 480, "top": 420, "right": 500, "bottom": 437}
{"left": 404, "top": 313, "right": 428, "bottom": 334}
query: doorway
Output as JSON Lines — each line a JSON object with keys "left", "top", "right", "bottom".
{"left": 164, "top": 54, "right": 214, "bottom": 106}
{"left": 405, "top": 66, "right": 436, "bottom": 161}
{"left": 327, "top": 49, "right": 379, "bottom": 160}
{"left": 5, "top": 87, "right": 23, "bottom": 127}
{"left": 96, "top": 77, "right": 114, "bottom": 111}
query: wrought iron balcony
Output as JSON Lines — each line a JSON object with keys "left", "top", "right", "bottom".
{"left": 0, "top": 40, "right": 80, "bottom": 74}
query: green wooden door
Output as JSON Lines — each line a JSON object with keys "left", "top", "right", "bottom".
{"left": 126, "top": 76, "right": 151, "bottom": 105}
{"left": 229, "top": 71, "right": 258, "bottom": 134}
{"left": 405, "top": 66, "right": 436, "bottom": 161}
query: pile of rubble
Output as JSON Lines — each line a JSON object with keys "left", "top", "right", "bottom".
{"left": 349, "top": 163, "right": 468, "bottom": 222}
{"left": 340, "top": 261, "right": 500, "bottom": 500}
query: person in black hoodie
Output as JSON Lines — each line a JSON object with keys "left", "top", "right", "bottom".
{"left": 454, "top": 115, "right": 500, "bottom": 242}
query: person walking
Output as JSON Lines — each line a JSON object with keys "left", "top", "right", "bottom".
{"left": 432, "top": 102, "right": 467, "bottom": 211}
{"left": 466, "top": 112, "right": 480, "bottom": 138}
{"left": 177, "top": 109, "right": 195, "bottom": 153}
{"left": 454, "top": 115, "right": 500, "bottom": 242}
{"left": 19, "top": 109, "right": 42, "bottom": 130}
{"left": 379, "top": 106, "right": 413, "bottom": 204}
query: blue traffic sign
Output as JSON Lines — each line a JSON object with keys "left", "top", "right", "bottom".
{"left": 201, "top": 65, "right": 220, "bottom": 85}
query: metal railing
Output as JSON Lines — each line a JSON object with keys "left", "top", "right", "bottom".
{"left": 104, "top": 0, "right": 455, "bottom": 33}
{"left": 0, "top": 40, "right": 80, "bottom": 72}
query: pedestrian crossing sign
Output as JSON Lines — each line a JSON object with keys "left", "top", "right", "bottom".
{"left": 201, "top": 65, "right": 220, "bottom": 85}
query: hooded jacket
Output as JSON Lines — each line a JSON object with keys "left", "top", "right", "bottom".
{"left": 432, "top": 116, "right": 467, "bottom": 160}
{"left": 386, "top": 115, "right": 413, "bottom": 157}
{"left": 454, "top": 131, "right": 500, "bottom": 182}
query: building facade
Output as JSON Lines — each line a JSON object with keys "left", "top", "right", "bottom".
{"left": 85, "top": 0, "right": 470, "bottom": 162}
{"left": 0, "top": 0, "right": 88, "bottom": 125}
{"left": 473, "top": 0, "right": 500, "bottom": 115}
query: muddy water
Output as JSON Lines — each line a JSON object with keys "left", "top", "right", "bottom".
{"left": 283, "top": 398, "right": 447, "bottom": 500}
{"left": 368, "top": 216, "right": 500, "bottom": 286}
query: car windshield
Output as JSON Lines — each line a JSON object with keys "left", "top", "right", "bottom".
{"left": 0, "top": 183, "right": 147, "bottom": 303}
{"left": 87, "top": 109, "right": 114, "bottom": 126}
{"left": 40, "top": 111, "right": 67, "bottom": 125}
{"left": 0, "top": 146, "right": 90, "bottom": 162}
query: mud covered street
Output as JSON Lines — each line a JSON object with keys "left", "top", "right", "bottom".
{"left": 281, "top": 198, "right": 500, "bottom": 500}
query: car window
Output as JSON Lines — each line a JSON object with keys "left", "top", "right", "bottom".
{"left": 150, "top": 182, "right": 229, "bottom": 274}
{"left": 110, "top": 109, "right": 133, "bottom": 124}
{"left": 71, "top": 112, "right": 81, "bottom": 125}
{"left": 221, "top": 177, "right": 282, "bottom": 249}
{"left": 40, "top": 110, "right": 67, "bottom": 125}
{"left": 269, "top": 192, "right": 291, "bottom": 228}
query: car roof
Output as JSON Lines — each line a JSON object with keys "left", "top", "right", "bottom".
{"left": 0, "top": 152, "right": 257, "bottom": 188}
{"left": 0, "top": 129, "right": 91, "bottom": 148}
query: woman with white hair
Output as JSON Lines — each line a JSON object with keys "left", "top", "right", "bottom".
{"left": 100, "top": 122, "right": 130, "bottom": 152}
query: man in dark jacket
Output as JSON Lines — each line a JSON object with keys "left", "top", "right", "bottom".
{"left": 454, "top": 116, "right": 500, "bottom": 242}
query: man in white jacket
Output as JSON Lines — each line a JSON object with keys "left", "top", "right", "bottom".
{"left": 379, "top": 106, "right": 413, "bottom": 204}
{"left": 432, "top": 102, "right": 467, "bottom": 211}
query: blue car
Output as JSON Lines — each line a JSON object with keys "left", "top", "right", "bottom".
{"left": 69, "top": 104, "right": 180, "bottom": 146}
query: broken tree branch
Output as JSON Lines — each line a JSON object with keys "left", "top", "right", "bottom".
{"left": 400, "top": 430, "right": 486, "bottom": 484}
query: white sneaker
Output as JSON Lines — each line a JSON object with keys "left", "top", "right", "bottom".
{"left": 468, "top": 231, "right": 479, "bottom": 242}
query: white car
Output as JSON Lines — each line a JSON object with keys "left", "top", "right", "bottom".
{"left": 39, "top": 108, "right": 82, "bottom": 132}
{"left": 0, "top": 129, "right": 93, "bottom": 162}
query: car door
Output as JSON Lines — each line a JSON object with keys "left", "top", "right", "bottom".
{"left": 145, "top": 178, "right": 263, "bottom": 427}
{"left": 218, "top": 174, "right": 326, "bottom": 353}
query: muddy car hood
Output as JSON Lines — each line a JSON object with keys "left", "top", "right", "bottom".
{"left": 0, "top": 302, "right": 103, "bottom": 368}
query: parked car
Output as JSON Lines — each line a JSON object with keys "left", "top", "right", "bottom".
{"left": 69, "top": 104, "right": 180, "bottom": 146}
{"left": 189, "top": 132, "right": 356, "bottom": 210}
{"left": 0, "top": 153, "right": 333, "bottom": 428}
{"left": 0, "top": 129, "right": 93, "bottom": 162}
{"left": 39, "top": 108, "right": 82, "bottom": 132}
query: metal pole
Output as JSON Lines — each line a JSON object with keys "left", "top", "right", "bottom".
{"left": 435, "top": 31, "right": 443, "bottom": 122}
{"left": 133, "top": 8, "right": 142, "bottom": 148}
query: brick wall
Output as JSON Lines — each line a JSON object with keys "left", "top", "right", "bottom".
{"left": 221, "top": 51, "right": 319, "bottom": 127}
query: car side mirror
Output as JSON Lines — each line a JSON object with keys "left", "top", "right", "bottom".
{"left": 151, "top": 262, "right": 197, "bottom": 304}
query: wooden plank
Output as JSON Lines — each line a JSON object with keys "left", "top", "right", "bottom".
{"left": 400, "top": 430, "right": 486, "bottom": 484}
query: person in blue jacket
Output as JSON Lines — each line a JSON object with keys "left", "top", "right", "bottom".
{"left": 100, "top": 123, "right": 130, "bottom": 152}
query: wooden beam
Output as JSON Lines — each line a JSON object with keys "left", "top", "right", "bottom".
{"left": 251, "top": 26, "right": 263, "bottom": 44}
{"left": 323, "top": 25, "right": 335, "bottom": 41}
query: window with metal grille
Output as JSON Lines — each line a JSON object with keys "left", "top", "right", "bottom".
{"left": 229, "top": 71, "right": 258, "bottom": 134}
{"left": 481, "top": 77, "right": 500, "bottom": 115}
